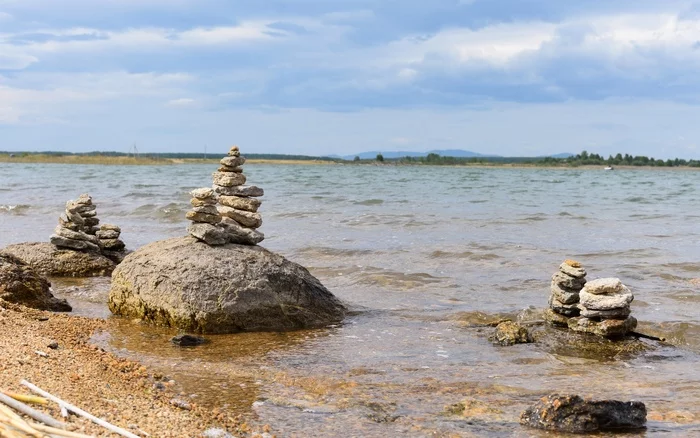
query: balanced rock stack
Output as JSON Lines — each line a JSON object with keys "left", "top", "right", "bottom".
{"left": 50, "top": 194, "right": 102, "bottom": 252}
{"left": 568, "top": 278, "right": 637, "bottom": 337}
{"left": 97, "top": 224, "right": 126, "bottom": 261}
{"left": 544, "top": 259, "right": 587, "bottom": 326}
{"left": 186, "top": 146, "right": 265, "bottom": 246}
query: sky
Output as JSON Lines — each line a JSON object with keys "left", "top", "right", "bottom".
{"left": 2, "top": 0, "right": 700, "bottom": 158}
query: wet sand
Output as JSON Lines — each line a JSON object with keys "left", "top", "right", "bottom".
{"left": 0, "top": 300, "right": 270, "bottom": 437}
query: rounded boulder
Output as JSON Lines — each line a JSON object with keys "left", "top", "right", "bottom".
{"left": 0, "top": 253, "right": 71, "bottom": 311}
{"left": 108, "top": 237, "right": 346, "bottom": 333}
{"left": 2, "top": 242, "right": 115, "bottom": 277}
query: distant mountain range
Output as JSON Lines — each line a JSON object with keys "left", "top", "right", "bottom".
{"left": 332, "top": 150, "right": 574, "bottom": 160}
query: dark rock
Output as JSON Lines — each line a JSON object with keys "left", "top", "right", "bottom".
{"left": 187, "top": 223, "right": 228, "bottom": 245}
{"left": 548, "top": 296, "right": 580, "bottom": 316}
{"left": 543, "top": 308, "right": 570, "bottom": 327}
{"left": 47, "top": 341, "right": 59, "bottom": 349}
{"left": 0, "top": 253, "right": 72, "bottom": 311}
{"left": 3, "top": 242, "right": 115, "bottom": 277}
{"left": 568, "top": 316, "right": 637, "bottom": 337}
{"left": 520, "top": 394, "right": 646, "bottom": 433}
{"left": 171, "top": 334, "right": 207, "bottom": 347}
{"left": 213, "top": 185, "right": 264, "bottom": 198}
{"left": 490, "top": 321, "right": 533, "bottom": 346}
{"left": 220, "top": 218, "right": 264, "bottom": 245}
{"left": 185, "top": 211, "right": 221, "bottom": 224}
{"left": 108, "top": 236, "right": 346, "bottom": 333}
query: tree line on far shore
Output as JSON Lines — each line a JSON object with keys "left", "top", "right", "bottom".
{"left": 361, "top": 151, "right": 700, "bottom": 167}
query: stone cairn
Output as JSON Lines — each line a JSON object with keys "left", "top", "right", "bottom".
{"left": 545, "top": 259, "right": 587, "bottom": 326}
{"left": 50, "top": 194, "right": 126, "bottom": 260}
{"left": 186, "top": 146, "right": 264, "bottom": 246}
{"left": 568, "top": 278, "right": 636, "bottom": 337}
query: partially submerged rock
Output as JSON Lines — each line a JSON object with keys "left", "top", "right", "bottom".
{"left": 520, "top": 394, "right": 646, "bottom": 433}
{"left": 0, "top": 253, "right": 71, "bottom": 311}
{"left": 2, "top": 242, "right": 115, "bottom": 277}
{"left": 108, "top": 236, "right": 346, "bottom": 333}
{"left": 171, "top": 334, "right": 207, "bottom": 347}
{"left": 490, "top": 321, "right": 533, "bottom": 346}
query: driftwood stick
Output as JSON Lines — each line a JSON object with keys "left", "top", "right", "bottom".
{"left": 630, "top": 331, "right": 666, "bottom": 342}
{"left": 0, "top": 391, "right": 64, "bottom": 428}
{"left": 20, "top": 380, "right": 140, "bottom": 438}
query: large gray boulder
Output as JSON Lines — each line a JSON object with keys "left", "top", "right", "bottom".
{"left": 108, "top": 237, "right": 346, "bottom": 333}
{"left": 0, "top": 253, "right": 71, "bottom": 311}
{"left": 2, "top": 242, "right": 115, "bottom": 277}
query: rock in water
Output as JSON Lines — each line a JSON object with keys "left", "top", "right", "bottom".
{"left": 520, "top": 394, "right": 646, "bottom": 433}
{"left": 490, "top": 321, "right": 533, "bottom": 346}
{"left": 108, "top": 236, "right": 346, "bottom": 333}
{"left": 171, "top": 334, "right": 207, "bottom": 347}
{"left": 0, "top": 253, "right": 71, "bottom": 311}
{"left": 2, "top": 242, "right": 115, "bottom": 277}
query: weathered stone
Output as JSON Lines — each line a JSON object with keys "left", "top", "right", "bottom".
{"left": 552, "top": 271, "right": 586, "bottom": 290}
{"left": 0, "top": 253, "right": 72, "bottom": 311}
{"left": 490, "top": 321, "right": 533, "bottom": 346}
{"left": 568, "top": 316, "right": 637, "bottom": 337}
{"left": 78, "top": 209, "right": 97, "bottom": 218}
{"left": 187, "top": 223, "right": 228, "bottom": 246}
{"left": 50, "top": 235, "right": 101, "bottom": 253}
{"left": 520, "top": 394, "right": 646, "bottom": 433}
{"left": 65, "top": 201, "right": 82, "bottom": 214}
{"left": 54, "top": 225, "right": 100, "bottom": 245}
{"left": 220, "top": 217, "right": 264, "bottom": 245}
{"left": 543, "top": 308, "right": 570, "bottom": 327}
{"left": 218, "top": 195, "right": 261, "bottom": 212}
{"left": 582, "top": 277, "right": 624, "bottom": 295}
{"left": 96, "top": 229, "right": 120, "bottom": 240}
{"left": 102, "top": 249, "right": 129, "bottom": 264}
{"left": 171, "top": 334, "right": 207, "bottom": 347}
{"left": 185, "top": 211, "right": 221, "bottom": 224}
{"left": 3, "top": 242, "right": 115, "bottom": 277}
{"left": 75, "top": 194, "right": 93, "bottom": 205}
{"left": 212, "top": 172, "right": 246, "bottom": 187}
{"left": 218, "top": 165, "right": 243, "bottom": 173}
{"left": 86, "top": 226, "right": 100, "bottom": 235}
{"left": 190, "top": 198, "right": 217, "bottom": 207}
{"left": 190, "top": 188, "right": 215, "bottom": 200}
{"left": 83, "top": 217, "right": 99, "bottom": 227}
{"left": 65, "top": 209, "right": 85, "bottom": 225}
{"left": 228, "top": 145, "right": 240, "bottom": 156}
{"left": 192, "top": 205, "right": 219, "bottom": 216}
{"left": 58, "top": 214, "right": 82, "bottom": 231}
{"left": 100, "top": 224, "right": 122, "bottom": 233}
{"left": 550, "top": 283, "right": 580, "bottom": 305}
{"left": 101, "top": 239, "right": 126, "bottom": 251}
{"left": 579, "top": 288, "right": 633, "bottom": 311}
{"left": 213, "top": 185, "right": 264, "bottom": 197}
{"left": 220, "top": 156, "right": 246, "bottom": 167}
{"left": 108, "top": 236, "right": 345, "bottom": 333}
{"left": 74, "top": 204, "right": 96, "bottom": 214}
{"left": 549, "top": 296, "right": 580, "bottom": 316}
{"left": 560, "top": 262, "right": 586, "bottom": 279}
{"left": 217, "top": 206, "right": 262, "bottom": 228}
{"left": 580, "top": 306, "right": 631, "bottom": 320}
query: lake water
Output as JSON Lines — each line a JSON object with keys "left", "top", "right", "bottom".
{"left": 1, "top": 162, "right": 700, "bottom": 436}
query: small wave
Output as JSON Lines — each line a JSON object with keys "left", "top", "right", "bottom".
{"left": 155, "top": 203, "right": 186, "bottom": 222}
{"left": 134, "top": 184, "right": 165, "bottom": 189}
{"left": 430, "top": 250, "right": 501, "bottom": 261}
{"left": 469, "top": 200, "right": 489, "bottom": 204}
{"left": 296, "top": 247, "right": 376, "bottom": 258}
{"left": 624, "top": 196, "right": 651, "bottom": 204}
{"left": 354, "top": 199, "right": 384, "bottom": 206}
{"left": 354, "top": 270, "right": 445, "bottom": 289}
{"left": 126, "top": 192, "right": 157, "bottom": 198}
{"left": 0, "top": 204, "right": 30, "bottom": 215}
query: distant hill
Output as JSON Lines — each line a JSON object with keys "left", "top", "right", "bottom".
{"left": 342, "top": 149, "right": 493, "bottom": 160}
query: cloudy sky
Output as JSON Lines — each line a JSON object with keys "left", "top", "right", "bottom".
{"left": 1, "top": 0, "right": 700, "bottom": 158}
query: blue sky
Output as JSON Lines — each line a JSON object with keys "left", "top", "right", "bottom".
{"left": 1, "top": 0, "right": 700, "bottom": 158}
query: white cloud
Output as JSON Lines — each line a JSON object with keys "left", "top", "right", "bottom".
{"left": 0, "top": 11, "right": 12, "bottom": 21}
{"left": 166, "top": 97, "right": 196, "bottom": 107}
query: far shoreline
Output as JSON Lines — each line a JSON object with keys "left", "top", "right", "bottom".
{"left": 1, "top": 153, "right": 699, "bottom": 170}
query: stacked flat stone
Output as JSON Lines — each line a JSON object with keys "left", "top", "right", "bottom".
{"left": 186, "top": 188, "right": 226, "bottom": 245}
{"left": 97, "top": 224, "right": 126, "bottom": 254}
{"left": 568, "top": 278, "right": 637, "bottom": 337}
{"left": 544, "top": 259, "right": 587, "bottom": 327}
{"left": 214, "top": 146, "right": 264, "bottom": 246}
{"left": 50, "top": 194, "right": 102, "bottom": 252}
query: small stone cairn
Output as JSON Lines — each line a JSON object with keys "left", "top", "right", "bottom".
{"left": 50, "top": 194, "right": 126, "bottom": 260}
{"left": 50, "top": 194, "right": 102, "bottom": 252}
{"left": 186, "top": 146, "right": 264, "bottom": 246}
{"left": 568, "top": 278, "right": 636, "bottom": 337}
{"left": 545, "top": 259, "right": 587, "bottom": 326}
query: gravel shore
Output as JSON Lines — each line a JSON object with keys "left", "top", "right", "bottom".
{"left": 0, "top": 300, "right": 270, "bottom": 437}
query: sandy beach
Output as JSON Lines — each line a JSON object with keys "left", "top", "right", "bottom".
{"left": 0, "top": 300, "right": 270, "bottom": 437}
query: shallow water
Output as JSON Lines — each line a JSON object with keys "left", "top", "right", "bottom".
{"left": 2, "top": 163, "right": 700, "bottom": 436}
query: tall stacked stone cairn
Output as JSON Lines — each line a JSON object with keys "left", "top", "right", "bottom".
{"left": 50, "top": 194, "right": 126, "bottom": 261}
{"left": 568, "top": 278, "right": 637, "bottom": 337}
{"left": 186, "top": 146, "right": 264, "bottom": 246}
{"left": 544, "top": 259, "right": 587, "bottom": 327}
